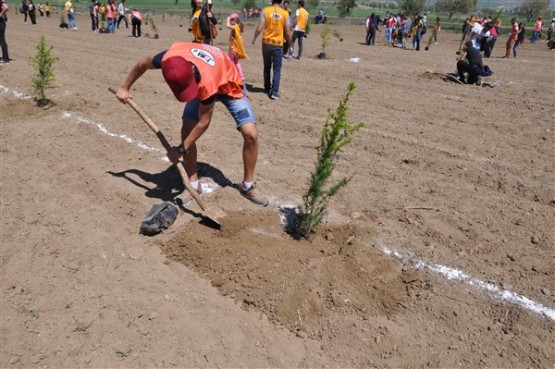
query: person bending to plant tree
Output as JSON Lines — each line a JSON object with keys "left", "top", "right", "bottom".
{"left": 128, "top": 8, "right": 141, "bottom": 38}
{"left": 115, "top": 42, "right": 269, "bottom": 206}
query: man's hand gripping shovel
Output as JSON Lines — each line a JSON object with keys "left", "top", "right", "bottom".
{"left": 109, "top": 87, "right": 225, "bottom": 227}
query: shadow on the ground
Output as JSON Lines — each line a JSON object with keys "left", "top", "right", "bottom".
{"left": 107, "top": 161, "right": 234, "bottom": 202}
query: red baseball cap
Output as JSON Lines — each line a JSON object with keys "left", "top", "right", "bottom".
{"left": 161, "top": 56, "right": 198, "bottom": 102}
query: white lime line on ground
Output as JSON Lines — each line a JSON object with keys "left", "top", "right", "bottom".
{"left": 380, "top": 243, "right": 555, "bottom": 322}
{"left": 0, "top": 85, "right": 34, "bottom": 99}
{"left": 61, "top": 111, "right": 166, "bottom": 157}
{"left": 60, "top": 110, "right": 215, "bottom": 194}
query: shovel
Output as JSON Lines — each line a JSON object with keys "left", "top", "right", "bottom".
{"left": 109, "top": 87, "right": 225, "bottom": 227}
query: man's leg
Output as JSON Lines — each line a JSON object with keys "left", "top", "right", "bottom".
{"left": 271, "top": 46, "right": 283, "bottom": 97}
{"left": 262, "top": 43, "right": 272, "bottom": 93}
{"left": 297, "top": 32, "right": 304, "bottom": 58}
{"left": 180, "top": 100, "right": 201, "bottom": 184}
{"left": 467, "top": 65, "right": 481, "bottom": 84}
{"left": 456, "top": 60, "right": 468, "bottom": 82}
{"left": 239, "top": 123, "right": 258, "bottom": 183}
{"left": 290, "top": 31, "right": 300, "bottom": 57}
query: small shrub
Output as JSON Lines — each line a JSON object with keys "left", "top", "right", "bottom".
{"left": 29, "top": 36, "right": 59, "bottom": 107}
{"left": 147, "top": 14, "right": 159, "bottom": 38}
{"left": 319, "top": 23, "right": 341, "bottom": 58}
{"left": 296, "top": 82, "right": 363, "bottom": 238}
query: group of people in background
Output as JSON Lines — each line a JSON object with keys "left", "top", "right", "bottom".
{"left": 86, "top": 0, "right": 140, "bottom": 36}
{"left": 240, "top": 6, "right": 260, "bottom": 20}
{"left": 365, "top": 11, "right": 440, "bottom": 52}
{"left": 455, "top": 13, "right": 553, "bottom": 87}
{"left": 18, "top": 0, "right": 51, "bottom": 24}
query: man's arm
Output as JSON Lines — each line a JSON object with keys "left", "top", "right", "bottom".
{"left": 168, "top": 102, "right": 215, "bottom": 164}
{"left": 0, "top": 2, "right": 9, "bottom": 17}
{"left": 284, "top": 17, "right": 292, "bottom": 45}
{"left": 251, "top": 18, "right": 264, "bottom": 44}
{"left": 116, "top": 56, "right": 156, "bottom": 103}
{"left": 184, "top": 103, "right": 214, "bottom": 150}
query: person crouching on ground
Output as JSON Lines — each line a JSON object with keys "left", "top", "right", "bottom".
{"left": 115, "top": 42, "right": 269, "bottom": 206}
{"left": 457, "top": 40, "right": 483, "bottom": 86}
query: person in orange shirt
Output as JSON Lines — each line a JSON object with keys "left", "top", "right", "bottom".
{"left": 251, "top": 0, "right": 292, "bottom": 100}
{"left": 531, "top": 15, "right": 543, "bottom": 43}
{"left": 128, "top": 8, "right": 141, "bottom": 37}
{"left": 115, "top": 43, "right": 269, "bottom": 206}
{"left": 105, "top": 0, "right": 117, "bottom": 33}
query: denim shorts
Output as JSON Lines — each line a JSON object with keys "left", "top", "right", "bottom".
{"left": 182, "top": 94, "right": 256, "bottom": 129}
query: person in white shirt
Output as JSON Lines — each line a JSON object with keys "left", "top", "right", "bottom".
{"left": 116, "top": 0, "right": 128, "bottom": 29}
{"left": 468, "top": 21, "right": 484, "bottom": 50}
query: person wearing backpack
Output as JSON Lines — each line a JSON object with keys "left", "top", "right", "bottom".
{"left": 411, "top": 12, "right": 424, "bottom": 51}
{"left": 191, "top": 0, "right": 218, "bottom": 45}
{"left": 27, "top": 0, "right": 36, "bottom": 24}
{"left": 21, "top": 0, "right": 28, "bottom": 22}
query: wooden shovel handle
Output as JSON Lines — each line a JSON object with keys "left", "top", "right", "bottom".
{"left": 108, "top": 87, "right": 207, "bottom": 211}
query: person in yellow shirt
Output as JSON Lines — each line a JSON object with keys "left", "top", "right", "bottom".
{"left": 287, "top": 0, "right": 309, "bottom": 59}
{"left": 65, "top": 0, "right": 77, "bottom": 29}
{"left": 251, "top": 0, "right": 292, "bottom": 100}
{"left": 226, "top": 12, "right": 247, "bottom": 80}
{"left": 44, "top": 1, "right": 50, "bottom": 17}
{"left": 190, "top": 0, "right": 217, "bottom": 45}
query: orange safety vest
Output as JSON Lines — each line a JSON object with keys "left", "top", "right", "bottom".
{"left": 296, "top": 7, "right": 309, "bottom": 31}
{"left": 262, "top": 5, "right": 289, "bottom": 46}
{"left": 162, "top": 43, "right": 244, "bottom": 101}
{"left": 130, "top": 10, "right": 142, "bottom": 21}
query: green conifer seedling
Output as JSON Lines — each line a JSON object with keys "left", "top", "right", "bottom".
{"left": 296, "top": 82, "right": 363, "bottom": 238}
{"left": 319, "top": 23, "right": 341, "bottom": 59}
{"left": 29, "top": 36, "right": 59, "bottom": 107}
{"left": 147, "top": 14, "right": 159, "bottom": 38}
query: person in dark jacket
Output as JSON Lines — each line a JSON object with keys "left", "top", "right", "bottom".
{"left": 457, "top": 41, "right": 483, "bottom": 85}
{"left": 0, "top": 0, "right": 9, "bottom": 64}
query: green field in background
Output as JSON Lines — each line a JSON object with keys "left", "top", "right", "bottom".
{"left": 46, "top": 0, "right": 551, "bottom": 29}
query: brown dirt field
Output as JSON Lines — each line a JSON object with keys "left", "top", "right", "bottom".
{"left": 1, "top": 11, "right": 554, "bottom": 368}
